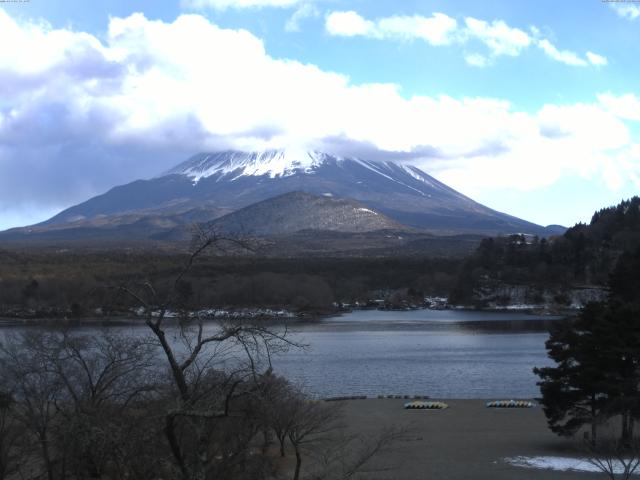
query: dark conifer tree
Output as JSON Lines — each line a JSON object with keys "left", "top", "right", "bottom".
{"left": 535, "top": 247, "right": 640, "bottom": 445}
{"left": 598, "top": 248, "right": 640, "bottom": 444}
{"left": 534, "top": 302, "right": 609, "bottom": 444}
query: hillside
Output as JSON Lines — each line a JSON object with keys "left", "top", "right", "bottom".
{"left": 207, "top": 191, "right": 404, "bottom": 235}
{"left": 450, "top": 197, "right": 640, "bottom": 307}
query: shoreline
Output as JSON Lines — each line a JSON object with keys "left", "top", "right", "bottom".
{"left": 0, "top": 305, "right": 576, "bottom": 328}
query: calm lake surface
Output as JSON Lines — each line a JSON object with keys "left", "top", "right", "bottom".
{"left": 1, "top": 309, "right": 563, "bottom": 399}
{"left": 272, "top": 309, "right": 561, "bottom": 399}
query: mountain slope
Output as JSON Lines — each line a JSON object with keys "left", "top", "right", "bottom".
{"left": 37, "top": 149, "right": 554, "bottom": 237}
{"left": 208, "top": 191, "right": 404, "bottom": 235}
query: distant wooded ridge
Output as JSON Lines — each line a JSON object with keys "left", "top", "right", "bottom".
{"left": 1, "top": 197, "right": 638, "bottom": 316}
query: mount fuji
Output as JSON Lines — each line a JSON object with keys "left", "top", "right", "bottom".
{"left": 1, "top": 149, "right": 563, "bottom": 248}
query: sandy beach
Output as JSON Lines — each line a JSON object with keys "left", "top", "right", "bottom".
{"left": 335, "top": 399, "right": 604, "bottom": 479}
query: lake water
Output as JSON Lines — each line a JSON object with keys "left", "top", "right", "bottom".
{"left": 273, "top": 309, "right": 560, "bottom": 399}
{"left": 0, "top": 309, "right": 563, "bottom": 399}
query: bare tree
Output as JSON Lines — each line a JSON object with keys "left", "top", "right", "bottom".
{"left": 0, "top": 390, "right": 22, "bottom": 480}
{"left": 309, "top": 426, "right": 406, "bottom": 480}
{"left": 281, "top": 395, "right": 404, "bottom": 480}
{"left": 49, "top": 331, "right": 159, "bottom": 479}
{"left": 50, "top": 330, "right": 158, "bottom": 409}
{"left": 0, "top": 330, "right": 162, "bottom": 480}
{"left": 585, "top": 434, "right": 640, "bottom": 480}
{"left": 117, "top": 228, "right": 300, "bottom": 480}
{"left": 287, "top": 398, "right": 343, "bottom": 480}
{"left": 0, "top": 333, "right": 62, "bottom": 480}
{"left": 257, "top": 372, "right": 298, "bottom": 458}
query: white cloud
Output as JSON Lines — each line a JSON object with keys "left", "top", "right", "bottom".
{"left": 465, "top": 53, "right": 490, "bottom": 67}
{"left": 325, "top": 11, "right": 375, "bottom": 37}
{"left": 463, "top": 17, "right": 531, "bottom": 56}
{"left": 325, "top": 11, "right": 459, "bottom": 44}
{"left": 598, "top": 92, "right": 640, "bottom": 121}
{"left": 183, "top": 0, "right": 303, "bottom": 9}
{"left": 610, "top": 3, "right": 640, "bottom": 20}
{"left": 376, "top": 13, "right": 458, "bottom": 45}
{"left": 0, "top": 9, "right": 636, "bottom": 228}
{"left": 326, "top": 11, "right": 458, "bottom": 45}
{"left": 285, "top": 3, "right": 319, "bottom": 32}
{"left": 535, "top": 41, "right": 607, "bottom": 67}
{"left": 586, "top": 51, "right": 608, "bottom": 66}
{"left": 436, "top": 101, "right": 636, "bottom": 193}
{"left": 325, "top": 10, "right": 605, "bottom": 69}
{"left": 537, "top": 39, "right": 587, "bottom": 66}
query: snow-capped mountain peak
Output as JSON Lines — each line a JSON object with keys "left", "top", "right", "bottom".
{"left": 165, "top": 148, "right": 445, "bottom": 193}
{"left": 31, "top": 148, "right": 553, "bottom": 238}
{"left": 166, "top": 148, "right": 333, "bottom": 183}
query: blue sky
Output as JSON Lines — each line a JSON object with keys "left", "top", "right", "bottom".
{"left": 1, "top": 0, "right": 639, "bottom": 229}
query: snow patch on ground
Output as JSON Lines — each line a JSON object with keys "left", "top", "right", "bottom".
{"left": 356, "top": 207, "right": 377, "bottom": 215}
{"left": 134, "top": 307, "right": 296, "bottom": 319}
{"left": 500, "top": 303, "right": 539, "bottom": 310}
{"left": 504, "top": 455, "right": 640, "bottom": 475}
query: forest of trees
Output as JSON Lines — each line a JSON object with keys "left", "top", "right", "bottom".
{"left": 0, "top": 250, "right": 460, "bottom": 318}
{"left": 450, "top": 197, "right": 640, "bottom": 305}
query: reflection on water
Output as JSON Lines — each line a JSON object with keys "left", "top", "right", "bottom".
{"left": 0, "top": 309, "right": 566, "bottom": 399}
{"left": 321, "top": 308, "right": 561, "bottom": 324}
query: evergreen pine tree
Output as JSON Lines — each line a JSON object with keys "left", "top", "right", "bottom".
{"left": 534, "top": 302, "right": 609, "bottom": 444}
{"left": 535, "top": 247, "right": 640, "bottom": 445}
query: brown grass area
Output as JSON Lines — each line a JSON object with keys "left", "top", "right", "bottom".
{"left": 333, "top": 399, "right": 597, "bottom": 480}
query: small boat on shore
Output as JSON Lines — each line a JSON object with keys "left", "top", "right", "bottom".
{"left": 486, "top": 400, "right": 534, "bottom": 408}
{"left": 404, "top": 401, "right": 448, "bottom": 410}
